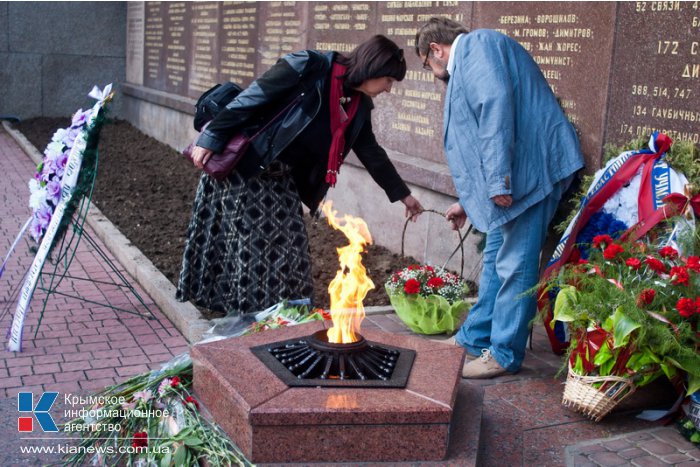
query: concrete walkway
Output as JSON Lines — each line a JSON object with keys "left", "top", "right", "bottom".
{"left": 1, "top": 123, "right": 698, "bottom": 465}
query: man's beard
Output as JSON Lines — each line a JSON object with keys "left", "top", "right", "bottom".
{"left": 438, "top": 73, "right": 450, "bottom": 83}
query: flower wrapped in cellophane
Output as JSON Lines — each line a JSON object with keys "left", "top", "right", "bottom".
{"left": 385, "top": 264, "right": 470, "bottom": 334}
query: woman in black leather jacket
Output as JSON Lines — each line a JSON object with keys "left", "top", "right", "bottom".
{"left": 177, "top": 35, "right": 423, "bottom": 315}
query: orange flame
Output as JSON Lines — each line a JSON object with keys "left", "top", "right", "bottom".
{"left": 321, "top": 201, "right": 374, "bottom": 344}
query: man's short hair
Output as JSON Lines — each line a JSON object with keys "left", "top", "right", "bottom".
{"left": 414, "top": 17, "right": 469, "bottom": 57}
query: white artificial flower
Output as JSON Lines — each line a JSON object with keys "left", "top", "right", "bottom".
{"left": 601, "top": 170, "right": 642, "bottom": 228}
{"left": 51, "top": 128, "right": 68, "bottom": 144}
{"left": 28, "top": 179, "right": 48, "bottom": 210}
{"left": 44, "top": 141, "right": 65, "bottom": 162}
{"left": 89, "top": 83, "right": 113, "bottom": 112}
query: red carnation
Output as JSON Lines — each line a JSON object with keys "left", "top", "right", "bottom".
{"left": 603, "top": 243, "right": 625, "bottom": 260}
{"left": 637, "top": 289, "right": 656, "bottom": 306}
{"left": 425, "top": 265, "right": 435, "bottom": 273}
{"left": 645, "top": 257, "right": 666, "bottom": 274}
{"left": 276, "top": 316, "right": 290, "bottom": 326}
{"left": 427, "top": 277, "right": 444, "bottom": 289}
{"left": 319, "top": 309, "right": 332, "bottom": 320}
{"left": 184, "top": 396, "right": 200, "bottom": 410}
{"left": 592, "top": 235, "right": 614, "bottom": 248}
{"left": 408, "top": 264, "right": 420, "bottom": 271}
{"left": 404, "top": 278, "right": 420, "bottom": 295}
{"left": 669, "top": 266, "right": 689, "bottom": 286}
{"left": 626, "top": 257, "right": 642, "bottom": 270}
{"left": 677, "top": 297, "right": 697, "bottom": 318}
{"left": 132, "top": 431, "right": 148, "bottom": 448}
{"left": 658, "top": 246, "right": 678, "bottom": 259}
{"left": 170, "top": 376, "right": 181, "bottom": 388}
{"left": 685, "top": 256, "right": 700, "bottom": 273}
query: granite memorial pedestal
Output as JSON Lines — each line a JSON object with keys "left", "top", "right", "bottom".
{"left": 191, "top": 321, "right": 465, "bottom": 463}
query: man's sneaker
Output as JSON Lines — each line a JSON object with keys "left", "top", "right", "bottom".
{"left": 461, "top": 349, "right": 510, "bottom": 379}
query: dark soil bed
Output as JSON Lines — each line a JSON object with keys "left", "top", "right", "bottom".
{"left": 14, "top": 117, "right": 422, "bottom": 317}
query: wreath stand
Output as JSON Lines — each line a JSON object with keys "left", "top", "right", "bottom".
{"left": 3, "top": 143, "right": 157, "bottom": 339}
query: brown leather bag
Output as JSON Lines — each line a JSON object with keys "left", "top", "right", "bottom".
{"left": 183, "top": 95, "right": 301, "bottom": 181}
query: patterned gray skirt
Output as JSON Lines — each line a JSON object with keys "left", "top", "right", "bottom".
{"left": 176, "top": 165, "right": 314, "bottom": 315}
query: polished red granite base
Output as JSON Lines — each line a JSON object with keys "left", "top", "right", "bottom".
{"left": 191, "top": 322, "right": 465, "bottom": 463}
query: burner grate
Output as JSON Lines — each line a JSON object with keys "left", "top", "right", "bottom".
{"left": 251, "top": 330, "right": 415, "bottom": 388}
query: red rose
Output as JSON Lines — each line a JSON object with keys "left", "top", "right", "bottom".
{"left": 592, "top": 235, "right": 614, "bottom": 248}
{"left": 408, "top": 264, "right": 420, "bottom": 271}
{"left": 638, "top": 289, "right": 656, "bottom": 306}
{"left": 427, "top": 277, "right": 444, "bottom": 288}
{"left": 404, "top": 278, "right": 421, "bottom": 295}
{"left": 184, "top": 395, "right": 200, "bottom": 410}
{"left": 132, "top": 431, "right": 148, "bottom": 448}
{"left": 645, "top": 257, "right": 666, "bottom": 274}
{"left": 677, "top": 297, "right": 697, "bottom": 318}
{"left": 170, "top": 376, "right": 181, "bottom": 387}
{"left": 603, "top": 244, "right": 625, "bottom": 260}
{"left": 685, "top": 256, "right": 700, "bottom": 273}
{"left": 669, "top": 266, "right": 689, "bottom": 286}
{"left": 626, "top": 258, "right": 642, "bottom": 270}
{"left": 659, "top": 246, "right": 678, "bottom": 259}
{"left": 425, "top": 266, "right": 435, "bottom": 273}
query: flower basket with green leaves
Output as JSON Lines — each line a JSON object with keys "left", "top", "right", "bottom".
{"left": 541, "top": 235, "right": 700, "bottom": 420}
{"left": 385, "top": 264, "right": 471, "bottom": 334}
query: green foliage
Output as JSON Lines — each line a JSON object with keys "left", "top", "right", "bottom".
{"left": 678, "top": 417, "right": 700, "bottom": 446}
{"left": 542, "top": 239, "right": 700, "bottom": 393}
{"left": 48, "top": 111, "right": 108, "bottom": 255}
{"left": 666, "top": 139, "right": 700, "bottom": 195}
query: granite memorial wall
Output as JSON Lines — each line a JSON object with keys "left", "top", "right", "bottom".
{"left": 122, "top": 1, "right": 699, "bottom": 263}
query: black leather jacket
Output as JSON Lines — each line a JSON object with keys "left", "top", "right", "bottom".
{"left": 197, "top": 50, "right": 410, "bottom": 212}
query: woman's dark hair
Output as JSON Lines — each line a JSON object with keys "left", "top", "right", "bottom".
{"left": 337, "top": 35, "right": 406, "bottom": 88}
{"left": 414, "top": 17, "right": 469, "bottom": 57}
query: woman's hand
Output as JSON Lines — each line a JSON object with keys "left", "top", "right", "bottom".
{"left": 192, "top": 146, "right": 214, "bottom": 169}
{"left": 401, "top": 195, "right": 424, "bottom": 222}
{"left": 445, "top": 202, "right": 467, "bottom": 230}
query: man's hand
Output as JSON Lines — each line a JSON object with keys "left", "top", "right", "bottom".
{"left": 192, "top": 146, "right": 214, "bottom": 169}
{"left": 492, "top": 194, "right": 512, "bottom": 208}
{"left": 401, "top": 195, "right": 424, "bottom": 222}
{"left": 445, "top": 202, "right": 467, "bottom": 230}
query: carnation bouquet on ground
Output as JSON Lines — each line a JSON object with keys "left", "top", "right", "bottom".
{"left": 62, "top": 355, "right": 251, "bottom": 467}
{"left": 385, "top": 264, "right": 470, "bottom": 334}
{"left": 540, "top": 235, "right": 700, "bottom": 419}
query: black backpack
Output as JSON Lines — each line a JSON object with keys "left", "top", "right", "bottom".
{"left": 193, "top": 82, "right": 243, "bottom": 131}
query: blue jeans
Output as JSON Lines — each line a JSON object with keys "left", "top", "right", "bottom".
{"left": 456, "top": 180, "right": 569, "bottom": 372}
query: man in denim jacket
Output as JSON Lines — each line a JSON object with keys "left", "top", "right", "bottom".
{"left": 415, "top": 17, "right": 584, "bottom": 378}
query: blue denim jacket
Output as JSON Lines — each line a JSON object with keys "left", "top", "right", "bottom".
{"left": 443, "top": 30, "right": 584, "bottom": 232}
